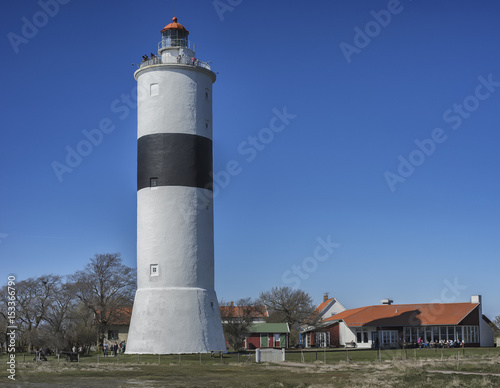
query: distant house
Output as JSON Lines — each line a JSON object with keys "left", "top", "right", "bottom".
{"left": 299, "top": 294, "right": 347, "bottom": 347}
{"left": 100, "top": 307, "right": 132, "bottom": 347}
{"left": 302, "top": 295, "right": 495, "bottom": 349}
{"left": 243, "top": 323, "right": 290, "bottom": 349}
{"left": 219, "top": 302, "right": 289, "bottom": 349}
{"left": 220, "top": 302, "right": 268, "bottom": 323}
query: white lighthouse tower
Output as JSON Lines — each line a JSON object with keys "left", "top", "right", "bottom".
{"left": 126, "top": 17, "right": 226, "bottom": 354}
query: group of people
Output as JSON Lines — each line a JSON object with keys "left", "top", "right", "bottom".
{"left": 103, "top": 341, "right": 126, "bottom": 357}
{"left": 417, "top": 337, "right": 465, "bottom": 348}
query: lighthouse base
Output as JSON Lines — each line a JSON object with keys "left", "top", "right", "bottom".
{"left": 125, "top": 287, "right": 226, "bottom": 354}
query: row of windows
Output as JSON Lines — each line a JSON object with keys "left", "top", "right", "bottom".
{"left": 403, "top": 326, "right": 479, "bottom": 343}
{"left": 354, "top": 326, "right": 480, "bottom": 344}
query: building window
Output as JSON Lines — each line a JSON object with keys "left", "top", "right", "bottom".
{"left": 150, "top": 177, "right": 158, "bottom": 188}
{"left": 205, "top": 88, "right": 210, "bottom": 100}
{"left": 432, "top": 327, "right": 439, "bottom": 342}
{"left": 464, "top": 326, "right": 478, "bottom": 343}
{"left": 380, "top": 330, "right": 398, "bottom": 345}
{"left": 150, "top": 264, "right": 159, "bottom": 276}
{"left": 316, "top": 332, "right": 330, "bottom": 348}
{"left": 150, "top": 83, "right": 159, "bottom": 96}
{"left": 356, "top": 328, "right": 368, "bottom": 343}
{"left": 108, "top": 330, "right": 119, "bottom": 340}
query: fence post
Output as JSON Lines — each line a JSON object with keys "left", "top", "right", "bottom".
{"left": 158, "top": 354, "right": 161, "bottom": 365}
{"left": 78, "top": 354, "right": 80, "bottom": 363}
{"left": 220, "top": 351, "right": 223, "bottom": 364}
{"left": 200, "top": 353, "right": 202, "bottom": 365}
{"left": 256, "top": 349, "right": 261, "bottom": 363}
{"left": 346, "top": 348, "right": 349, "bottom": 362}
{"left": 323, "top": 349, "right": 326, "bottom": 364}
{"left": 58, "top": 354, "right": 60, "bottom": 363}
{"left": 137, "top": 354, "right": 140, "bottom": 363}
{"left": 301, "top": 350, "right": 304, "bottom": 363}
{"left": 282, "top": 348, "right": 286, "bottom": 362}
{"left": 179, "top": 354, "right": 181, "bottom": 364}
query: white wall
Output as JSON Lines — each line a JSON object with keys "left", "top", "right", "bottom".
{"left": 480, "top": 317, "right": 495, "bottom": 347}
{"left": 127, "top": 57, "right": 225, "bottom": 354}
{"left": 322, "top": 299, "right": 347, "bottom": 319}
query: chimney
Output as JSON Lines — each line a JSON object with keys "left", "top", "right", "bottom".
{"left": 230, "top": 301, "right": 234, "bottom": 307}
{"left": 471, "top": 295, "right": 482, "bottom": 319}
{"left": 381, "top": 299, "right": 393, "bottom": 305}
{"left": 323, "top": 293, "right": 329, "bottom": 302}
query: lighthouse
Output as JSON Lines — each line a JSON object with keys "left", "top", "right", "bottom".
{"left": 126, "top": 17, "right": 226, "bottom": 354}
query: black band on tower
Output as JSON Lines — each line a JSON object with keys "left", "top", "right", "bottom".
{"left": 138, "top": 133, "right": 213, "bottom": 191}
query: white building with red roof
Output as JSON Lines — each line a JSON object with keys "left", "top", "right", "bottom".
{"left": 299, "top": 294, "right": 347, "bottom": 347}
{"left": 302, "top": 295, "right": 495, "bottom": 349}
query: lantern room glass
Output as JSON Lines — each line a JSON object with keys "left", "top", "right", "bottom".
{"left": 161, "top": 29, "right": 189, "bottom": 48}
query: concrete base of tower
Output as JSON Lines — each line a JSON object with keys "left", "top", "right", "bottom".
{"left": 125, "top": 287, "right": 226, "bottom": 354}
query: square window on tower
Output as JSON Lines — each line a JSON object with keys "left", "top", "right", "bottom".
{"left": 150, "top": 83, "right": 159, "bottom": 96}
{"left": 150, "top": 264, "right": 159, "bottom": 276}
{"left": 205, "top": 88, "right": 210, "bottom": 101}
{"left": 150, "top": 177, "right": 158, "bottom": 188}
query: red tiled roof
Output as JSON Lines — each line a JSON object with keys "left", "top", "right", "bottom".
{"left": 95, "top": 307, "right": 132, "bottom": 326}
{"left": 219, "top": 305, "right": 268, "bottom": 319}
{"left": 323, "top": 303, "right": 479, "bottom": 327}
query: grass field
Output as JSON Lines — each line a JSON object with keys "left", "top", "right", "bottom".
{"left": 1, "top": 348, "right": 500, "bottom": 387}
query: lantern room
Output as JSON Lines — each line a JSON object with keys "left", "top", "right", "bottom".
{"left": 161, "top": 17, "right": 189, "bottom": 48}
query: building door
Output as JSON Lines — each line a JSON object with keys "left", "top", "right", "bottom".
{"left": 280, "top": 334, "right": 286, "bottom": 348}
{"left": 260, "top": 334, "right": 268, "bottom": 348}
{"left": 371, "top": 332, "right": 379, "bottom": 348}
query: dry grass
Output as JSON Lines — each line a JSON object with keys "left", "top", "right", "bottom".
{"left": 1, "top": 352, "right": 500, "bottom": 387}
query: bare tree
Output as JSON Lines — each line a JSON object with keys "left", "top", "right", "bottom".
{"left": 258, "top": 286, "right": 314, "bottom": 345}
{"left": 493, "top": 316, "right": 500, "bottom": 333}
{"left": 259, "top": 287, "right": 314, "bottom": 327}
{"left": 0, "top": 286, "right": 9, "bottom": 352}
{"left": 14, "top": 275, "right": 62, "bottom": 351}
{"left": 67, "top": 253, "right": 136, "bottom": 346}
{"left": 220, "top": 298, "right": 266, "bottom": 351}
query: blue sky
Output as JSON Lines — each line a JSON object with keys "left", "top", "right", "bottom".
{"left": 1, "top": 0, "right": 499, "bottom": 319}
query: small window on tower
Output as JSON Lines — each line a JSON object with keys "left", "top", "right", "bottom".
{"left": 205, "top": 120, "right": 209, "bottom": 130}
{"left": 205, "top": 88, "right": 209, "bottom": 100}
{"left": 150, "top": 177, "right": 158, "bottom": 188}
{"left": 150, "top": 264, "right": 159, "bottom": 276}
{"left": 150, "top": 83, "right": 159, "bottom": 96}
